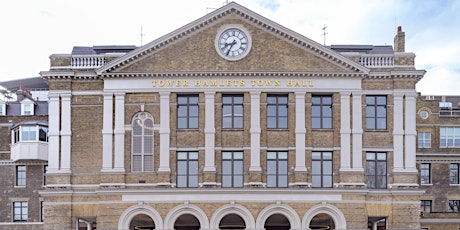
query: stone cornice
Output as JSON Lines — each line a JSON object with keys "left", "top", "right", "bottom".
{"left": 96, "top": 2, "right": 369, "bottom": 75}
{"left": 100, "top": 71, "right": 366, "bottom": 79}
{"left": 366, "top": 70, "right": 426, "bottom": 82}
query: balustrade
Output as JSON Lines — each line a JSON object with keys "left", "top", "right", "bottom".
{"left": 71, "top": 55, "right": 106, "bottom": 68}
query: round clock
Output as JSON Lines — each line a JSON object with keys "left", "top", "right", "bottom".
{"left": 215, "top": 25, "right": 252, "bottom": 61}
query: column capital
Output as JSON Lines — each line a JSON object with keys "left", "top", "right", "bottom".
{"left": 159, "top": 91, "right": 171, "bottom": 96}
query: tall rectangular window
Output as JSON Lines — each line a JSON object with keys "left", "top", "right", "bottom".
{"left": 312, "top": 95, "right": 332, "bottom": 129}
{"left": 312, "top": 152, "right": 333, "bottom": 188}
{"left": 22, "top": 104, "right": 32, "bottom": 115}
{"left": 13, "top": 201, "right": 28, "bottom": 222}
{"left": 450, "top": 163, "right": 459, "bottom": 184}
{"left": 448, "top": 200, "right": 460, "bottom": 212}
{"left": 40, "top": 201, "right": 44, "bottom": 222}
{"left": 421, "top": 200, "right": 432, "bottom": 213}
{"left": 43, "top": 165, "right": 48, "bottom": 185}
{"left": 222, "top": 151, "right": 244, "bottom": 188}
{"left": 222, "top": 95, "right": 243, "bottom": 129}
{"left": 266, "top": 151, "right": 288, "bottom": 188}
{"left": 366, "top": 152, "right": 387, "bottom": 189}
{"left": 177, "top": 152, "right": 199, "bottom": 188}
{"left": 366, "top": 95, "right": 387, "bottom": 130}
{"left": 132, "top": 112, "right": 154, "bottom": 172}
{"left": 267, "top": 95, "right": 288, "bottom": 129}
{"left": 177, "top": 94, "right": 199, "bottom": 129}
{"left": 16, "top": 165, "right": 26, "bottom": 186}
{"left": 418, "top": 132, "right": 431, "bottom": 148}
{"left": 420, "top": 163, "right": 431, "bottom": 184}
{"left": 440, "top": 127, "right": 460, "bottom": 148}
{"left": 0, "top": 104, "right": 4, "bottom": 115}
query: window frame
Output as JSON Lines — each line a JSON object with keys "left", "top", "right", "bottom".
{"left": 311, "top": 151, "right": 333, "bottom": 188}
{"left": 16, "top": 165, "right": 26, "bottom": 187}
{"left": 12, "top": 125, "right": 48, "bottom": 144}
{"left": 440, "top": 127, "right": 460, "bottom": 148}
{"left": 176, "top": 151, "right": 199, "bottom": 188}
{"left": 221, "top": 151, "right": 244, "bottom": 188}
{"left": 366, "top": 152, "right": 387, "bottom": 189}
{"left": 266, "top": 94, "right": 288, "bottom": 129}
{"left": 311, "top": 95, "right": 332, "bottom": 129}
{"left": 450, "top": 163, "right": 459, "bottom": 185}
{"left": 448, "top": 200, "right": 460, "bottom": 212}
{"left": 421, "top": 200, "right": 432, "bottom": 213}
{"left": 420, "top": 163, "right": 431, "bottom": 185}
{"left": 13, "top": 201, "right": 28, "bottom": 222}
{"left": 177, "top": 94, "right": 199, "bottom": 129}
{"left": 266, "top": 151, "right": 288, "bottom": 188}
{"left": 131, "top": 112, "right": 154, "bottom": 172}
{"left": 365, "top": 95, "right": 387, "bottom": 130}
{"left": 222, "top": 94, "right": 244, "bottom": 129}
{"left": 418, "top": 132, "right": 431, "bottom": 148}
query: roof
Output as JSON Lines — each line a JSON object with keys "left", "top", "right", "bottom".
{"left": 71, "top": 45, "right": 137, "bottom": 55}
{"left": 11, "top": 120, "right": 48, "bottom": 129}
{"left": 329, "top": 45, "right": 394, "bottom": 54}
{"left": 0, "top": 76, "right": 48, "bottom": 91}
{"left": 5, "top": 101, "right": 48, "bottom": 116}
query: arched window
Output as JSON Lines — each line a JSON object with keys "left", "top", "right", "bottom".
{"left": 132, "top": 112, "right": 154, "bottom": 172}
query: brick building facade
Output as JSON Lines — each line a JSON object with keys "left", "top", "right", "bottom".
{"left": 0, "top": 2, "right": 435, "bottom": 230}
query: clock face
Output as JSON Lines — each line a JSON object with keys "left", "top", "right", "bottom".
{"left": 215, "top": 26, "right": 252, "bottom": 61}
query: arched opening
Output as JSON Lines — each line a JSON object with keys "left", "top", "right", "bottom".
{"left": 264, "top": 214, "right": 290, "bottom": 230}
{"left": 219, "top": 214, "right": 246, "bottom": 229}
{"left": 309, "top": 213, "right": 335, "bottom": 230}
{"left": 129, "top": 214, "right": 155, "bottom": 230}
{"left": 174, "top": 214, "right": 200, "bottom": 230}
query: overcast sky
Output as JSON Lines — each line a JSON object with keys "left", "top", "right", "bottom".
{"left": 1, "top": 0, "right": 458, "bottom": 95}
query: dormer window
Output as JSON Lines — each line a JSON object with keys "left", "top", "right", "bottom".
{"left": 22, "top": 104, "right": 33, "bottom": 115}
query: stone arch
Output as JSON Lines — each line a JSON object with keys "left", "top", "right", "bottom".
{"left": 118, "top": 204, "right": 164, "bottom": 230}
{"left": 164, "top": 203, "right": 210, "bottom": 230}
{"left": 210, "top": 203, "right": 256, "bottom": 229}
{"left": 255, "top": 204, "right": 301, "bottom": 230}
{"left": 302, "top": 203, "right": 347, "bottom": 230}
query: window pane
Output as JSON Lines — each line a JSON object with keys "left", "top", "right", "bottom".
{"left": 267, "top": 175, "right": 276, "bottom": 187}
{"left": 234, "top": 161, "right": 243, "bottom": 174}
{"left": 189, "top": 96, "right": 199, "bottom": 104}
{"left": 312, "top": 106, "right": 320, "bottom": 116}
{"left": 323, "top": 176, "right": 332, "bottom": 187}
{"left": 234, "top": 117, "right": 243, "bottom": 128}
{"left": 376, "top": 96, "right": 386, "bottom": 105}
{"left": 177, "top": 118, "right": 187, "bottom": 129}
{"left": 222, "top": 117, "right": 232, "bottom": 129}
{"left": 366, "top": 96, "right": 375, "bottom": 104}
{"left": 323, "top": 161, "right": 332, "bottom": 174}
{"left": 189, "top": 118, "right": 198, "bottom": 129}
{"left": 144, "top": 155, "right": 153, "bottom": 171}
{"left": 234, "top": 175, "right": 243, "bottom": 187}
{"left": 267, "top": 96, "right": 276, "bottom": 104}
{"left": 312, "top": 118, "right": 321, "bottom": 129}
{"left": 278, "top": 152, "right": 288, "bottom": 159}
{"left": 377, "top": 106, "right": 386, "bottom": 117}
{"left": 177, "top": 175, "right": 187, "bottom": 187}
{"left": 177, "top": 161, "right": 187, "bottom": 175}
{"left": 278, "top": 96, "right": 288, "bottom": 104}
{"left": 366, "top": 107, "right": 375, "bottom": 117}
{"left": 222, "top": 175, "right": 231, "bottom": 187}
{"left": 366, "top": 118, "right": 375, "bottom": 129}
{"left": 312, "top": 176, "right": 321, "bottom": 187}
{"left": 267, "top": 161, "right": 276, "bottom": 173}
{"left": 189, "top": 161, "right": 198, "bottom": 174}
{"left": 278, "top": 117, "right": 288, "bottom": 128}
{"left": 322, "top": 106, "right": 332, "bottom": 116}
{"left": 278, "top": 175, "right": 288, "bottom": 187}
{"left": 189, "top": 175, "right": 198, "bottom": 187}
{"left": 267, "top": 105, "right": 276, "bottom": 116}
{"left": 312, "top": 162, "right": 321, "bottom": 174}
{"left": 267, "top": 117, "right": 276, "bottom": 128}
{"left": 278, "top": 105, "right": 288, "bottom": 116}
{"left": 222, "top": 161, "right": 232, "bottom": 174}
{"left": 189, "top": 152, "right": 199, "bottom": 159}
{"left": 189, "top": 105, "right": 198, "bottom": 116}
{"left": 323, "top": 118, "right": 332, "bottom": 129}
{"left": 133, "top": 155, "right": 142, "bottom": 171}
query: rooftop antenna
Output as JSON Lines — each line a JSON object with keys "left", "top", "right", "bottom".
{"left": 321, "top": 24, "right": 328, "bottom": 46}
{"left": 139, "top": 26, "right": 146, "bottom": 46}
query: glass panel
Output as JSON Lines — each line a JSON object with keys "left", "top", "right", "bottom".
{"left": 366, "top": 118, "right": 375, "bottom": 129}
{"left": 234, "top": 161, "right": 243, "bottom": 174}
{"left": 189, "top": 117, "right": 199, "bottom": 128}
{"left": 234, "top": 117, "right": 243, "bottom": 128}
{"left": 366, "top": 96, "right": 375, "bottom": 105}
{"left": 312, "top": 176, "right": 321, "bottom": 187}
{"left": 323, "top": 152, "right": 332, "bottom": 159}
{"left": 222, "top": 175, "right": 231, "bottom": 187}
{"left": 267, "top": 175, "right": 276, "bottom": 187}
{"left": 234, "top": 175, "right": 243, "bottom": 187}
{"left": 222, "top": 106, "right": 232, "bottom": 116}
{"left": 177, "top": 152, "right": 188, "bottom": 160}
{"left": 177, "top": 118, "right": 187, "bottom": 129}
{"left": 234, "top": 105, "right": 243, "bottom": 116}
{"left": 312, "top": 118, "right": 321, "bottom": 129}
{"left": 267, "top": 161, "right": 276, "bottom": 173}
{"left": 234, "top": 95, "right": 243, "bottom": 104}
{"left": 189, "top": 175, "right": 198, "bottom": 187}
{"left": 222, "top": 96, "right": 232, "bottom": 104}
{"left": 278, "top": 105, "right": 288, "bottom": 116}
{"left": 367, "top": 153, "right": 376, "bottom": 160}
{"left": 177, "top": 96, "right": 188, "bottom": 104}
{"left": 177, "top": 175, "right": 187, "bottom": 187}
{"left": 312, "top": 106, "right": 321, "bottom": 116}
{"left": 322, "top": 106, "right": 332, "bottom": 116}
{"left": 189, "top": 152, "right": 198, "bottom": 159}
{"left": 323, "top": 176, "right": 332, "bottom": 187}
{"left": 267, "top": 96, "right": 276, "bottom": 104}
{"left": 132, "top": 136, "right": 142, "bottom": 153}
{"left": 278, "top": 117, "right": 288, "bottom": 129}
{"left": 222, "top": 161, "right": 232, "bottom": 174}
{"left": 312, "top": 162, "right": 321, "bottom": 174}
{"left": 278, "top": 152, "right": 288, "bottom": 159}
{"left": 312, "top": 152, "right": 321, "bottom": 160}
{"left": 234, "top": 152, "right": 243, "bottom": 159}
{"left": 267, "top": 117, "right": 276, "bottom": 128}
{"left": 376, "top": 96, "right": 386, "bottom": 105}
{"left": 223, "top": 117, "right": 232, "bottom": 129}
{"left": 278, "top": 175, "right": 287, "bottom": 187}
{"left": 222, "top": 152, "right": 232, "bottom": 159}
{"left": 366, "top": 162, "right": 375, "bottom": 175}
{"left": 278, "top": 161, "right": 288, "bottom": 174}
{"left": 177, "top": 161, "right": 187, "bottom": 174}
{"left": 177, "top": 106, "right": 187, "bottom": 116}
{"left": 132, "top": 155, "right": 142, "bottom": 171}
{"left": 323, "top": 96, "right": 332, "bottom": 104}
{"left": 144, "top": 155, "right": 153, "bottom": 171}
{"left": 144, "top": 136, "right": 153, "bottom": 153}
{"left": 323, "top": 118, "right": 332, "bottom": 129}
{"left": 377, "top": 106, "right": 386, "bottom": 117}
{"left": 189, "top": 105, "right": 198, "bottom": 116}
{"left": 377, "top": 153, "right": 386, "bottom": 160}
{"left": 323, "top": 161, "right": 332, "bottom": 174}
{"left": 189, "top": 96, "right": 199, "bottom": 104}
{"left": 377, "top": 162, "right": 386, "bottom": 175}
{"left": 189, "top": 161, "right": 198, "bottom": 174}
{"left": 312, "top": 97, "right": 321, "bottom": 104}
{"left": 267, "top": 105, "right": 276, "bottom": 116}
{"left": 366, "top": 107, "right": 375, "bottom": 117}
{"left": 278, "top": 96, "right": 288, "bottom": 104}
{"left": 39, "top": 127, "right": 48, "bottom": 141}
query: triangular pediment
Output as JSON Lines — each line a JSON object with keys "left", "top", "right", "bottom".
{"left": 96, "top": 2, "right": 368, "bottom": 77}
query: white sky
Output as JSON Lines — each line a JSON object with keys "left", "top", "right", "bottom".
{"left": 1, "top": 0, "right": 459, "bottom": 95}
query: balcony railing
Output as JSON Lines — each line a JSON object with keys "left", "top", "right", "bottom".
{"left": 358, "top": 55, "right": 394, "bottom": 67}
{"left": 71, "top": 55, "right": 106, "bottom": 69}
{"left": 440, "top": 109, "right": 460, "bottom": 117}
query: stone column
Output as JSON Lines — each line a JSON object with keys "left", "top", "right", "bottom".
{"left": 249, "top": 91, "right": 262, "bottom": 172}
{"left": 393, "top": 92, "right": 404, "bottom": 172}
{"left": 60, "top": 93, "right": 72, "bottom": 173}
{"left": 101, "top": 93, "right": 113, "bottom": 172}
{"left": 47, "top": 93, "right": 60, "bottom": 173}
{"left": 404, "top": 92, "right": 417, "bottom": 172}
{"left": 204, "top": 92, "right": 216, "bottom": 172}
{"left": 158, "top": 91, "right": 171, "bottom": 172}
{"left": 351, "top": 92, "right": 363, "bottom": 171}
{"left": 339, "top": 92, "right": 351, "bottom": 171}
{"left": 113, "top": 93, "right": 125, "bottom": 172}
{"left": 294, "top": 91, "right": 307, "bottom": 172}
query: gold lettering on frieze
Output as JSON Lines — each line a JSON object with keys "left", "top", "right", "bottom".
{"left": 152, "top": 79, "right": 313, "bottom": 88}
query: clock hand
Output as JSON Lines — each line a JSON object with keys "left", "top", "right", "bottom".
{"left": 226, "top": 40, "right": 237, "bottom": 55}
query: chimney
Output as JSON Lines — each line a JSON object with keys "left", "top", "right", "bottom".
{"left": 394, "top": 26, "right": 405, "bottom": 52}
